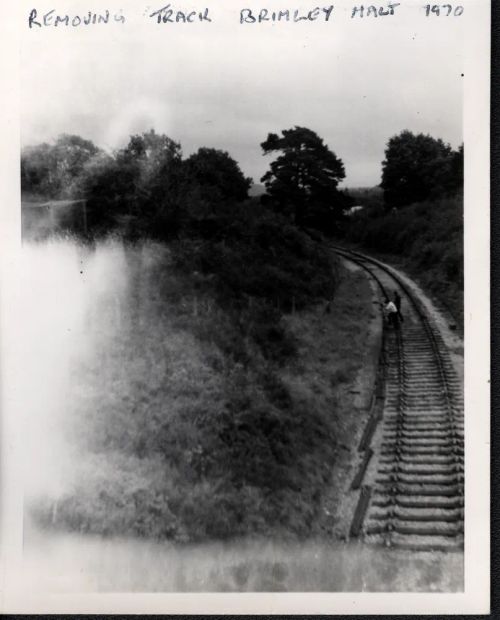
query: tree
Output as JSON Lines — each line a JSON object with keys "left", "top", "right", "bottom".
{"left": 75, "top": 151, "right": 124, "bottom": 234}
{"left": 380, "top": 131, "right": 463, "bottom": 208}
{"left": 75, "top": 130, "right": 186, "bottom": 237}
{"left": 260, "top": 126, "right": 347, "bottom": 231}
{"left": 21, "top": 134, "right": 99, "bottom": 198}
{"left": 115, "top": 130, "right": 186, "bottom": 237}
{"left": 21, "top": 142, "right": 56, "bottom": 198}
{"left": 117, "top": 129, "right": 184, "bottom": 213}
{"left": 180, "top": 148, "right": 252, "bottom": 235}
{"left": 185, "top": 147, "right": 251, "bottom": 204}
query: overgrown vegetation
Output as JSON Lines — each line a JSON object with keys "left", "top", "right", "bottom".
{"left": 29, "top": 242, "right": 373, "bottom": 541}
{"left": 23, "top": 127, "right": 354, "bottom": 541}
{"left": 340, "top": 130, "right": 464, "bottom": 326}
{"left": 22, "top": 125, "right": 463, "bottom": 542}
{"left": 173, "top": 203, "right": 335, "bottom": 312}
{"left": 343, "top": 195, "right": 463, "bottom": 325}
{"left": 380, "top": 130, "right": 463, "bottom": 209}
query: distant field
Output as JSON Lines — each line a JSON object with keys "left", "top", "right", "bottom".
{"left": 248, "top": 183, "right": 266, "bottom": 197}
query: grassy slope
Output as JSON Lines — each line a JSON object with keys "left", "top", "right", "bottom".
{"left": 343, "top": 195, "right": 463, "bottom": 328}
{"left": 281, "top": 264, "right": 377, "bottom": 536}
{"left": 31, "top": 241, "right": 375, "bottom": 542}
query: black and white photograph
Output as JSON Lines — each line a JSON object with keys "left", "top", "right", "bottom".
{"left": 0, "top": 0, "right": 490, "bottom": 612}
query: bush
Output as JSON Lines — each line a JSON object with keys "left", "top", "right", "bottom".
{"left": 344, "top": 195, "right": 463, "bottom": 325}
{"left": 173, "top": 204, "right": 335, "bottom": 312}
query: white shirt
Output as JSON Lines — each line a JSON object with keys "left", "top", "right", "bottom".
{"left": 385, "top": 301, "right": 397, "bottom": 313}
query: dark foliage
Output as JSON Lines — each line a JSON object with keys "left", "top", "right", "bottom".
{"left": 172, "top": 203, "right": 335, "bottom": 313}
{"left": 340, "top": 130, "right": 463, "bottom": 325}
{"left": 21, "top": 130, "right": 253, "bottom": 241}
{"left": 381, "top": 131, "right": 463, "bottom": 208}
{"left": 21, "top": 134, "right": 100, "bottom": 199}
{"left": 344, "top": 195, "right": 463, "bottom": 325}
{"left": 185, "top": 147, "right": 252, "bottom": 204}
{"left": 76, "top": 130, "right": 187, "bottom": 237}
{"left": 260, "top": 126, "right": 349, "bottom": 232}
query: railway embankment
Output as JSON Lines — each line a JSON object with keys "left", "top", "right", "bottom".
{"left": 27, "top": 239, "right": 377, "bottom": 543}
{"left": 23, "top": 240, "right": 464, "bottom": 590}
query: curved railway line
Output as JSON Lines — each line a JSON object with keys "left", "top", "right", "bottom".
{"left": 333, "top": 247, "right": 464, "bottom": 552}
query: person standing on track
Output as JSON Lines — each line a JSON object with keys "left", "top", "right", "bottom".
{"left": 384, "top": 298, "right": 399, "bottom": 329}
{"left": 394, "top": 290, "right": 403, "bottom": 323}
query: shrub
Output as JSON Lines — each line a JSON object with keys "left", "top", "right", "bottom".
{"left": 344, "top": 195, "right": 463, "bottom": 325}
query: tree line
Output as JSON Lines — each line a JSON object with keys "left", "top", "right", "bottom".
{"left": 21, "top": 126, "right": 463, "bottom": 239}
{"left": 22, "top": 126, "right": 352, "bottom": 239}
{"left": 21, "top": 125, "right": 463, "bottom": 314}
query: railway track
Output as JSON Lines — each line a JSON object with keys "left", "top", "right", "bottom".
{"left": 334, "top": 247, "right": 464, "bottom": 551}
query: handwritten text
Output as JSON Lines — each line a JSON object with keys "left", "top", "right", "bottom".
{"left": 28, "top": 8, "right": 125, "bottom": 28}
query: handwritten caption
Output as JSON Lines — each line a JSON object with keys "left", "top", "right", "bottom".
{"left": 27, "top": 4, "right": 465, "bottom": 29}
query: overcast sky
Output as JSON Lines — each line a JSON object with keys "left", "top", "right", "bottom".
{"left": 21, "top": 0, "right": 464, "bottom": 187}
